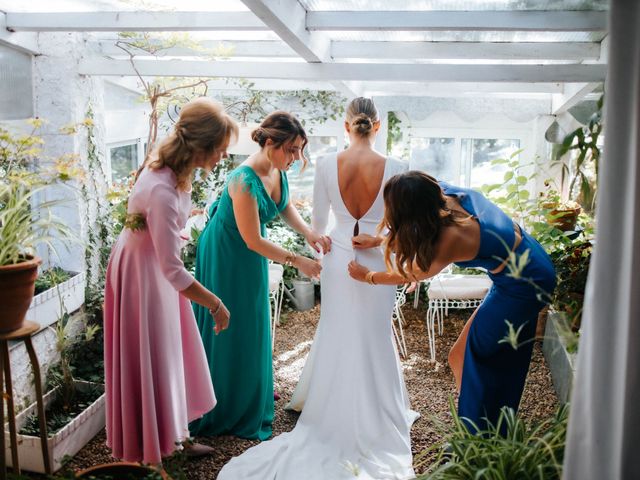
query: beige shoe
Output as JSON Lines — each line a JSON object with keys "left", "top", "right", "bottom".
{"left": 184, "top": 442, "right": 215, "bottom": 457}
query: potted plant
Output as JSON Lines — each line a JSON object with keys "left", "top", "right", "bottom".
{"left": 0, "top": 122, "right": 82, "bottom": 333}
{"left": 539, "top": 183, "right": 582, "bottom": 232}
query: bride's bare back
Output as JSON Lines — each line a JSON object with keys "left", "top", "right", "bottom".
{"left": 337, "top": 148, "right": 387, "bottom": 220}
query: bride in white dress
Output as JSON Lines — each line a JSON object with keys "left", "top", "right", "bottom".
{"left": 217, "top": 98, "right": 417, "bottom": 480}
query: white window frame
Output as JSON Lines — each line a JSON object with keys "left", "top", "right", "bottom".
{"left": 107, "top": 138, "right": 145, "bottom": 183}
{"left": 408, "top": 126, "right": 533, "bottom": 188}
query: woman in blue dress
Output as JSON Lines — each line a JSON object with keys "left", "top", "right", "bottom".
{"left": 348, "top": 171, "right": 556, "bottom": 431}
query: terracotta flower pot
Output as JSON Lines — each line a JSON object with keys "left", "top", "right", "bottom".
{"left": 76, "top": 462, "right": 171, "bottom": 479}
{"left": 547, "top": 205, "right": 581, "bottom": 231}
{"left": 0, "top": 255, "right": 42, "bottom": 333}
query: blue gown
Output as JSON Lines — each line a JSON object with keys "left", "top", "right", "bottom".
{"left": 440, "top": 182, "right": 556, "bottom": 432}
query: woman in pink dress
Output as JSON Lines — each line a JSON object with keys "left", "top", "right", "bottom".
{"left": 104, "top": 97, "right": 238, "bottom": 465}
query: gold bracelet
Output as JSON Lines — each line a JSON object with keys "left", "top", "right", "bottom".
{"left": 284, "top": 251, "right": 297, "bottom": 267}
{"left": 365, "top": 271, "right": 377, "bottom": 285}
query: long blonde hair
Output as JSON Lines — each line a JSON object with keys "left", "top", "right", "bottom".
{"left": 145, "top": 97, "right": 238, "bottom": 190}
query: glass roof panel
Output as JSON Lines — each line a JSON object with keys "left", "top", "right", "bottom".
{"left": 326, "top": 31, "right": 607, "bottom": 42}
{"left": 0, "top": 0, "right": 250, "bottom": 12}
{"left": 300, "top": 0, "right": 608, "bottom": 11}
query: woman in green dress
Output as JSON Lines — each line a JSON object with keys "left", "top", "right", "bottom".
{"left": 191, "top": 111, "right": 330, "bottom": 440}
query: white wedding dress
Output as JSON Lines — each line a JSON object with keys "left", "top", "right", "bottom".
{"left": 217, "top": 154, "right": 417, "bottom": 480}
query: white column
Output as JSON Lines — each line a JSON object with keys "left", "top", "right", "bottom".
{"left": 33, "top": 32, "right": 107, "bottom": 275}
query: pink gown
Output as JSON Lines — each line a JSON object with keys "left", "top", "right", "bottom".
{"left": 104, "top": 166, "right": 216, "bottom": 464}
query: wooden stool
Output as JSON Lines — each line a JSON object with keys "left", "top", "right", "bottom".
{"left": 0, "top": 321, "right": 51, "bottom": 479}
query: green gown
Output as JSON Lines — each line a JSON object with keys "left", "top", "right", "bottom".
{"left": 190, "top": 165, "right": 289, "bottom": 440}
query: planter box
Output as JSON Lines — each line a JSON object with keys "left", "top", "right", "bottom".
{"left": 542, "top": 311, "right": 577, "bottom": 404}
{"left": 5, "top": 381, "right": 105, "bottom": 473}
{"left": 27, "top": 271, "right": 85, "bottom": 329}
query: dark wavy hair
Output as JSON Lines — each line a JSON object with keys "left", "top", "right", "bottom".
{"left": 381, "top": 171, "right": 464, "bottom": 279}
{"left": 251, "top": 110, "right": 309, "bottom": 169}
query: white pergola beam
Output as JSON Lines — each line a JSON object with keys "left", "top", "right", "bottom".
{"left": 333, "top": 41, "right": 601, "bottom": 60}
{"left": 361, "top": 81, "right": 564, "bottom": 95}
{"left": 109, "top": 77, "right": 565, "bottom": 96}
{"left": 239, "top": 1, "right": 356, "bottom": 98}
{"left": 92, "top": 39, "right": 296, "bottom": 58}
{"left": 240, "top": 0, "right": 328, "bottom": 62}
{"left": 552, "top": 82, "right": 601, "bottom": 114}
{"left": 307, "top": 10, "right": 607, "bottom": 32}
{"left": 79, "top": 58, "right": 607, "bottom": 83}
{"left": 4, "top": 11, "right": 267, "bottom": 32}
{"left": 92, "top": 39, "right": 601, "bottom": 61}
{"left": 0, "top": 12, "right": 38, "bottom": 54}
{"left": 551, "top": 35, "right": 607, "bottom": 113}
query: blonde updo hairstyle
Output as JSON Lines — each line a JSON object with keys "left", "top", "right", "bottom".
{"left": 346, "top": 97, "right": 379, "bottom": 137}
{"left": 251, "top": 110, "right": 309, "bottom": 169}
{"left": 146, "top": 97, "right": 238, "bottom": 190}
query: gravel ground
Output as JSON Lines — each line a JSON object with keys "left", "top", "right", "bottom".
{"left": 26, "top": 301, "right": 558, "bottom": 479}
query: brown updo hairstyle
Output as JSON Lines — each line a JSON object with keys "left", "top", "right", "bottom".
{"left": 346, "top": 97, "right": 379, "bottom": 137}
{"left": 146, "top": 97, "right": 238, "bottom": 190}
{"left": 381, "top": 171, "right": 464, "bottom": 279}
{"left": 251, "top": 110, "right": 309, "bottom": 169}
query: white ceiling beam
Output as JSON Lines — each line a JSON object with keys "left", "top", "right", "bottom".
{"left": 79, "top": 58, "right": 607, "bottom": 83}
{"left": 362, "top": 81, "right": 563, "bottom": 95}
{"left": 92, "top": 39, "right": 296, "bottom": 58}
{"left": 551, "top": 35, "right": 607, "bottom": 113}
{"left": 240, "top": 0, "right": 328, "bottom": 62}
{"left": 307, "top": 10, "right": 607, "bottom": 32}
{"left": 4, "top": 11, "right": 267, "bottom": 32}
{"left": 239, "top": 0, "right": 358, "bottom": 98}
{"left": 92, "top": 39, "right": 601, "bottom": 61}
{"left": 0, "top": 12, "right": 38, "bottom": 54}
{"left": 332, "top": 41, "right": 601, "bottom": 60}
{"left": 552, "top": 82, "right": 601, "bottom": 114}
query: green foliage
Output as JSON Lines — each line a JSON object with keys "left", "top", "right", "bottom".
{"left": 387, "top": 111, "right": 403, "bottom": 154}
{"left": 480, "top": 151, "right": 586, "bottom": 256}
{"left": 386, "top": 111, "right": 411, "bottom": 160}
{"left": 416, "top": 399, "right": 569, "bottom": 480}
{"left": 0, "top": 122, "right": 84, "bottom": 266}
{"left": 450, "top": 265, "right": 486, "bottom": 276}
{"left": 553, "top": 95, "right": 603, "bottom": 214}
{"left": 34, "top": 266, "right": 73, "bottom": 294}
{"left": 550, "top": 240, "right": 592, "bottom": 333}
{"left": 18, "top": 385, "right": 103, "bottom": 437}
{"left": 81, "top": 107, "right": 117, "bottom": 324}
